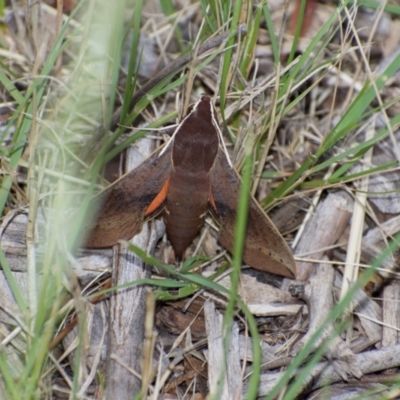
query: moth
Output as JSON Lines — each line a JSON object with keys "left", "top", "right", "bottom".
{"left": 86, "top": 96, "right": 296, "bottom": 278}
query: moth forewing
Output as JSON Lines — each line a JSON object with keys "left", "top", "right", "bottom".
{"left": 209, "top": 146, "right": 296, "bottom": 279}
{"left": 85, "top": 144, "right": 173, "bottom": 248}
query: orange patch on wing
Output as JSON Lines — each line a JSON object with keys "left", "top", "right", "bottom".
{"left": 209, "top": 190, "right": 218, "bottom": 213}
{"left": 145, "top": 177, "right": 170, "bottom": 216}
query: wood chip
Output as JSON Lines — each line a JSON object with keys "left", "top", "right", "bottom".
{"left": 285, "top": 190, "right": 353, "bottom": 285}
{"left": 382, "top": 281, "right": 400, "bottom": 347}
{"left": 204, "top": 301, "right": 242, "bottom": 400}
{"left": 252, "top": 344, "right": 400, "bottom": 397}
{"left": 290, "top": 260, "right": 361, "bottom": 380}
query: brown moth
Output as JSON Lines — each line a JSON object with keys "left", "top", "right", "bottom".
{"left": 86, "top": 96, "right": 296, "bottom": 278}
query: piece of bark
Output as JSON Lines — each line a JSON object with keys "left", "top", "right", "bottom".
{"left": 289, "top": 261, "right": 337, "bottom": 353}
{"left": 158, "top": 302, "right": 207, "bottom": 339}
{"left": 204, "top": 301, "right": 242, "bottom": 400}
{"left": 237, "top": 335, "right": 280, "bottom": 365}
{"left": 308, "top": 382, "right": 388, "bottom": 400}
{"left": 361, "top": 215, "right": 400, "bottom": 277}
{"left": 105, "top": 139, "right": 165, "bottom": 399}
{"left": 363, "top": 153, "right": 400, "bottom": 214}
{"left": 333, "top": 273, "right": 382, "bottom": 345}
{"left": 363, "top": 215, "right": 400, "bottom": 245}
{"left": 284, "top": 191, "right": 353, "bottom": 287}
{"left": 216, "top": 272, "right": 295, "bottom": 304}
{"left": 350, "top": 337, "right": 379, "bottom": 354}
{"left": 251, "top": 344, "right": 400, "bottom": 397}
{"left": 270, "top": 197, "right": 309, "bottom": 234}
{"left": 382, "top": 281, "right": 400, "bottom": 347}
{"left": 62, "top": 298, "right": 109, "bottom": 373}
{"left": 247, "top": 303, "right": 305, "bottom": 317}
{"left": 312, "top": 344, "right": 400, "bottom": 389}
{"left": 353, "top": 300, "right": 382, "bottom": 346}
{"left": 289, "top": 261, "right": 362, "bottom": 380}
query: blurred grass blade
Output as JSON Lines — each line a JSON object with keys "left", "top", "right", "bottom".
{"left": 119, "top": 0, "right": 143, "bottom": 124}
{"left": 0, "top": 247, "right": 27, "bottom": 315}
{"left": 219, "top": 0, "right": 242, "bottom": 111}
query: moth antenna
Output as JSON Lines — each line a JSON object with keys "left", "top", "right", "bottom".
{"left": 159, "top": 124, "right": 179, "bottom": 157}
{"left": 210, "top": 98, "right": 233, "bottom": 169}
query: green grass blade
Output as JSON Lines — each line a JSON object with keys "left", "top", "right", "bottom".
{"left": 0, "top": 351, "right": 20, "bottom": 399}
{"left": 0, "top": 247, "right": 27, "bottom": 314}
{"left": 0, "top": 70, "right": 24, "bottom": 104}
{"left": 232, "top": 153, "right": 261, "bottom": 400}
{"left": 119, "top": 0, "right": 143, "bottom": 124}
{"left": 219, "top": 0, "right": 242, "bottom": 111}
{"left": 287, "top": 0, "right": 306, "bottom": 65}
{"left": 199, "top": 0, "right": 217, "bottom": 32}
{"left": 239, "top": 0, "right": 265, "bottom": 79}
